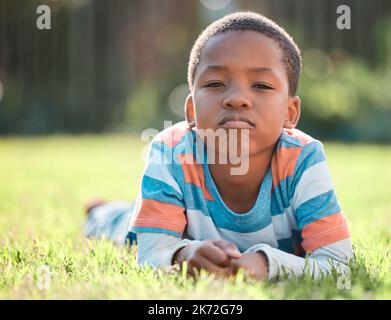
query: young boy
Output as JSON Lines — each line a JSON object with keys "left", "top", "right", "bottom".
{"left": 85, "top": 12, "right": 353, "bottom": 281}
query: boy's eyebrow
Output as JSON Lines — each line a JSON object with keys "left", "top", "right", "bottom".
{"left": 200, "top": 65, "right": 279, "bottom": 78}
{"left": 246, "top": 66, "right": 276, "bottom": 74}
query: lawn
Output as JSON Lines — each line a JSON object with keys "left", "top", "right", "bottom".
{"left": 0, "top": 135, "right": 390, "bottom": 299}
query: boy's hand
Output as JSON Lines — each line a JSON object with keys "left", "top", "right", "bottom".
{"left": 173, "top": 239, "right": 242, "bottom": 277}
{"left": 230, "top": 252, "right": 269, "bottom": 281}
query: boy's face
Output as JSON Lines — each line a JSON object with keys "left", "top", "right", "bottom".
{"left": 186, "top": 30, "right": 300, "bottom": 157}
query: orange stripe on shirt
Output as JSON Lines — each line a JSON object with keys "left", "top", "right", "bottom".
{"left": 131, "top": 198, "right": 186, "bottom": 234}
{"left": 158, "top": 122, "right": 190, "bottom": 148}
{"left": 271, "top": 146, "right": 302, "bottom": 188}
{"left": 177, "top": 154, "right": 214, "bottom": 201}
{"left": 284, "top": 128, "right": 315, "bottom": 145}
{"left": 301, "top": 212, "right": 350, "bottom": 252}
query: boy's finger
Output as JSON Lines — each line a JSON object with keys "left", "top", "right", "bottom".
{"left": 211, "top": 240, "right": 242, "bottom": 259}
{"left": 228, "top": 260, "right": 240, "bottom": 275}
{"left": 199, "top": 242, "right": 232, "bottom": 267}
{"left": 194, "top": 256, "right": 233, "bottom": 278}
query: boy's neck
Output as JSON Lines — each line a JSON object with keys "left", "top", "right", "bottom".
{"left": 208, "top": 146, "right": 275, "bottom": 213}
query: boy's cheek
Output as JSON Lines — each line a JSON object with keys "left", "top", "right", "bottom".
{"left": 194, "top": 109, "right": 219, "bottom": 129}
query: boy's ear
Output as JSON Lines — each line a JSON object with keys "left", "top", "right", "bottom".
{"left": 185, "top": 94, "right": 196, "bottom": 128}
{"left": 284, "top": 96, "right": 301, "bottom": 129}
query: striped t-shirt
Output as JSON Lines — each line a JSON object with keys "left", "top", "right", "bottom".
{"left": 129, "top": 121, "right": 350, "bottom": 255}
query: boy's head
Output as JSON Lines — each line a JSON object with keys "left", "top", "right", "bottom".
{"left": 187, "top": 11, "right": 302, "bottom": 97}
{"left": 185, "top": 12, "right": 302, "bottom": 157}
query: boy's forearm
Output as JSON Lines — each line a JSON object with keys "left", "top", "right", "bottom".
{"left": 136, "top": 233, "right": 195, "bottom": 268}
{"left": 137, "top": 232, "right": 353, "bottom": 282}
{"left": 246, "top": 238, "right": 353, "bottom": 280}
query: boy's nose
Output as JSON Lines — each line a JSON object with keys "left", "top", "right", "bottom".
{"left": 222, "top": 91, "right": 252, "bottom": 110}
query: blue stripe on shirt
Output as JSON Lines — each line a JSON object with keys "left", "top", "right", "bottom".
{"left": 130, "top": 226, "right": 182, "bottom": 238}
{"left": 141, "top": 175, "right": 184, "bottom": 208}
{"left": 295, "top": 190, "right": 341, "bottom": 229}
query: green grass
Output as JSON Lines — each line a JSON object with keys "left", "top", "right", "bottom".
{"left": 0, "top": 135, "right": 390, "bottom": 299}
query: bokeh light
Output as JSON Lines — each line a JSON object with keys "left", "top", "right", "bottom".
{"left": 168, "top": 84, "right": 189, "bottom": 118}
{"left": 200, "top": 0, "right": 231, "bottom": 11}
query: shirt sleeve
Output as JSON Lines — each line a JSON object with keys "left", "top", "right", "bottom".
{"left": 291, "top": 140, "right": 350, "bottom": 253}
{"left": 247, "top": 140, "right": 353, "bottom": 280}
{"left": 129, "top": 140, "right": 187, "bottom": 238}
{"left": 136, "top": 233, "right": 200, "bottom": 268}
{"left": 246, "top": 238, "right": 353, "bottom": 280}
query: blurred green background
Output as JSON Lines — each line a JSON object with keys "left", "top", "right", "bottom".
{"left": 0, "top": 0, "right": 390, "bottom": 299}
{"left": 1, "top": 0, "right": 391, "bottom": 141}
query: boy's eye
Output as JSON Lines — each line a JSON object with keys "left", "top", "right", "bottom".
{"left": 204, "top": 82, "right": 225, "bottom": 88}
{"left": 253, "top": 83, "right": 273, "bottom": 90}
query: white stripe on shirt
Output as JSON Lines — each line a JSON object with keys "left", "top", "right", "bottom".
{"left": 186, "top": 209, "right": 278, "bottom": 251}
{"left": 145, "top": 163, "right": 182, "bottom": 194}
{"left": 292, "top": 161, "right": 334, "bottom": 209}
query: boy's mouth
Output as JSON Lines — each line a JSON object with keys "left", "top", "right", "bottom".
{"left": 218, "top": 114, "right": 256, "bottom": 129}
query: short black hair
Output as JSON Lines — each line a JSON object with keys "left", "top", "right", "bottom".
{"left": 187, "top": 11, "right": 302, "bottom": 96}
